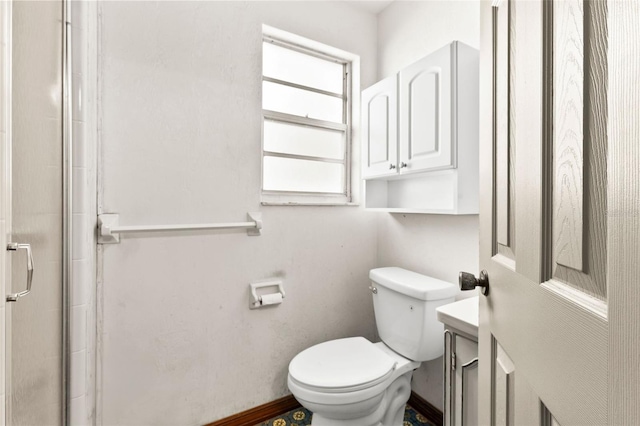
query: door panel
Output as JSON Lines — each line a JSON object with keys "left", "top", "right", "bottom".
{"left": 9, "top": 1, "right": 63, "bottom": 424}
{"left": 553, "top": 0, "right": 584, "bottom": 272}
{"left": 551, "top": 0, "right": 608, "bottom": 301}
{"left": 479, "top": 1, "right": 608, "bottom": 425}
{"left": 494, "top": 0, "right": 516, "bottom": 261}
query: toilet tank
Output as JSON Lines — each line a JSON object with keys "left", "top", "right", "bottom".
{"left": 370, "top": 267, "right": 457, "bottom": 362}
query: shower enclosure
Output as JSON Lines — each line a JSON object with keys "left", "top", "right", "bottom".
{"left": 1, "top": 1, "right": 93, "bottom": 424}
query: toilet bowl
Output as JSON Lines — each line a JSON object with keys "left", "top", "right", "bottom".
{"left": 288, "top": 268, "right": 457, "bottom": 426}
{"left": 288, "top": 337, "right": 419, "bottom": 425}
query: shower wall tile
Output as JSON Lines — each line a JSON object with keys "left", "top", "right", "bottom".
{"left": 70, "top": 349, "right": 86, "bottom": 399}
{"left": 72, "top": 213, "right": 89, "bottom": 261}
{"left": 72, "top": 28, "right": 86, "bottom": 77}
{"left": 69, "top": 1, "right": 97, "bottom": 424}
{"left": 72, "top": 121, "right": 86, "bottom": 167}
{"left": 72, "top": 259, "right": 91, "bottom": 306}
{"left": 69, "top": 395, "right": 86, "bottom": 426}
{"left": 71, "top": 305, "right": 87, "bottom": 353}
{"left": 71, "top": 0, "right": 85, "bottom": 31}
{"left": 72, "top": 168, "right": 87, "bottom": 214}
{"left": 72, "top": 73, "right": 84, "bottom": 122}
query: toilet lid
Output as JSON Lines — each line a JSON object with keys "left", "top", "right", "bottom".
{"left": 288, "top": 337, "right": 396, "bottom": 392}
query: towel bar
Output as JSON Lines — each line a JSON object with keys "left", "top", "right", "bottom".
{"left": 98, "top": 212, "right": 262, "bottom": 244}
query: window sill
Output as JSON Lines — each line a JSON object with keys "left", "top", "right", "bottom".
{"left": 261, "top": 201, "right": 360, "bottom": 207}
{"left": 261, "top": 192, "right": 359, "bottom": 206}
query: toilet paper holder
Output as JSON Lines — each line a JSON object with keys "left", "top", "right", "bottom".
{"left": 250, "top": 280, "right": 285, "bottom": 309}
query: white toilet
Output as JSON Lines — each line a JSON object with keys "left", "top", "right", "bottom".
{"left": 287, "top": 267, "right": 457, "bottom": 426}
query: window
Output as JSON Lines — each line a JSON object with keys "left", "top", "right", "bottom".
{"left": 261, "top": 26, "right": 358, "bottom": 205}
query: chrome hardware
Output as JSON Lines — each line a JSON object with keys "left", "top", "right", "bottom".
{"left": 443, "top": 330, "right": 454, "bottom": 426}
{"left": 6, "top": 242, "right": 34, "bottom": 302}
{"left": 459, "top": 270, "right": 490, "bottom": 296}
{"left": 389, "top": 164, "right": 396, "bottom": 170}
{"left": 400, "top": 162, "right": 408, "bottom": 168}
{"left": 369, "top": 285, "right": 377, "bottom": 294}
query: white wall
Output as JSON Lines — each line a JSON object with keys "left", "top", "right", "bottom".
{"left": 376, "top": 0, "right": 480, "bottom": 411}
{"left": 97, "top": 2, "right": 379, "bottom": 424}
{"left": 98, "top": 1, "right": 481, "bottom": 421}
{"left": 377, "top": 0, "right": 480, "bottom": 79}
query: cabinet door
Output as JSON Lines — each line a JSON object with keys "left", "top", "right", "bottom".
{"left": 454, "top": 335, "right": 478, "bottom": 426}
{"left": 361, "top": 76, "right": 397, "bottom": 178}
{"left": 399, "top": 42, "right": 454, "bottom": 173}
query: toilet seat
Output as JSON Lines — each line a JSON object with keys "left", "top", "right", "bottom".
{"left": 288, "top": 337, "right": 397, "bottom": 393}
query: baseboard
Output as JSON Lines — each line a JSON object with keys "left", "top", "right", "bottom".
{"left": 206, "top": 391, "right": 443, "bottom": 426}
{"left": 205, "top": 395, "right": 301, "bottom": 426}
{"left": 408, "top": 391, "right": 444, "bottom": 426}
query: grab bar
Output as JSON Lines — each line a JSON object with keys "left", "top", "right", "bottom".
{"left": 98, "top": 212, "right": 262, "bottom": 244}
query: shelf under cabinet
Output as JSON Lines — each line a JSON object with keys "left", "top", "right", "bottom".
{"left": 364, "top": 169, "right": 478, "bottom": 215}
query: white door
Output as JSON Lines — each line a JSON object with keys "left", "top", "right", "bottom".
{"left": 476, "top": 0, "right": 611, "bottom": 424}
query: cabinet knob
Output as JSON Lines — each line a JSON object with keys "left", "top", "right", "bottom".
{"left": 400, "top": 162, "right": 408, "bottom": 168}
{"left": 459, "top": 270, "right": 489, "bottom": 296}
{"left": 389, "top": 164, "right": 396, "bottom": 170}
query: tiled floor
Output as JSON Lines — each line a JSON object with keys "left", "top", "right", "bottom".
{"left": 258, "top": 404, "right": 435, "bottom": 426}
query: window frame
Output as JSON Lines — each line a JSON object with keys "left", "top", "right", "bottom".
{"left": 261, "top": 25, "right": 359, "bottom": 206}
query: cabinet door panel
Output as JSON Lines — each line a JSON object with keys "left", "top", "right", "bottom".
{"left": 409, "top": 71, "right": 439, "bottom": 158}
{"left": 369, "top": 96, "right": 390, "bottom": 164}
{"left": 362, "top": 76, "right": 397, "bottom": 178}
{"left": 399, "top": 43, "right": 453, "bottom": 173}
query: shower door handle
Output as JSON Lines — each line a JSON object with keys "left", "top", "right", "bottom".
{"left": 6, "top": 242, "right": 34, "bottom": 302}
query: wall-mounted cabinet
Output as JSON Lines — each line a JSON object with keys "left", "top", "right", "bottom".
{"left": 362, "top": 41, "right": 479, "bottom": 214}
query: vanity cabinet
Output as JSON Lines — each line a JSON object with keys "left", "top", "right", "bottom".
{"left": 361, "top": 41, "right": 479, "bottom": 213}
{"left": 436, "top": 297, "right": 479, "bottom": 426}
{"left": 444, "top": 330, "right": 478, "bottom": 426}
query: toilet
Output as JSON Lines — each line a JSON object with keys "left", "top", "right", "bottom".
{"left": 287, "top": 267, "right": 457, "bottom": 426}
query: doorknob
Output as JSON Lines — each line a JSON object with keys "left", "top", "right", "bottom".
{"left": 459, "top": 270, "right": 489, "bottom": 296}
{"left": 6, "top": 242, "right": 34, "bottom": 302}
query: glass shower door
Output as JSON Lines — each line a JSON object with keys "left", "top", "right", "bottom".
{"left": 7, "top": 1, "right": 64, "bottom": 424}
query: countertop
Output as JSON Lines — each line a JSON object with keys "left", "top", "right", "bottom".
{"left": 436, "top": 296, "right": 479, "bottom": 338}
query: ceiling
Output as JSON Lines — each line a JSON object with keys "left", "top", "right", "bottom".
{"left": 343, "top": 0, "right": 395, "bottom": 15}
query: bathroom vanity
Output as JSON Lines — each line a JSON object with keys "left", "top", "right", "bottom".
{"left": 436, "top": 297, "right": 479, "bottom": 426}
